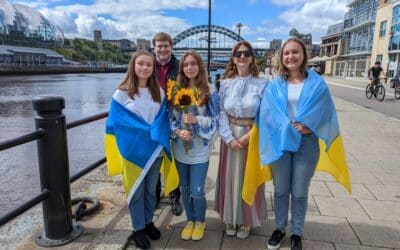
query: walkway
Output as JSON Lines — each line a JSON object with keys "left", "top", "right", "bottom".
{"left": 2, "top": 91, "right": 400, "bottom": 250}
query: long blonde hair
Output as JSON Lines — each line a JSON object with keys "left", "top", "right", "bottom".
{"left": 224, "top": 41, "right": 259, "bottom": 79}
{"left": 177, "top": 50, "right": 210, "bottom": 106}
{"left": 118, "top": 50, "right": 161, "bottom": 103}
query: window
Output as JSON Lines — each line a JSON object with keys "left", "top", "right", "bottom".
{"left": 380, "top": 21, "right": 387, "bottom": 37}
{"left": 376, "top": 55, "right": 383, "bottom": 63}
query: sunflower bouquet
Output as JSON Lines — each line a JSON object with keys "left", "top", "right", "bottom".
{"left": 166, "top": 79, "right": 199, "bottom": 153}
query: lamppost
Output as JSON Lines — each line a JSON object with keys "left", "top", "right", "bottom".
{"left": 207, "top": 0, "right": 211, "bottom": 76}
{"left": 236, "top": 23, "right": 243, "bottom": 38}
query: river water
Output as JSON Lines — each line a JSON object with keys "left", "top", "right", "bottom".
{"left": 0, "top": 73, "right": 124, "bottom": 217}
{"left": 0, "top": 71, "right": 223, "bottom": 217}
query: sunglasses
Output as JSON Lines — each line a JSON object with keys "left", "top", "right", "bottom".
{"left": 233, "top": 50, "right": 252, "bottom": 58}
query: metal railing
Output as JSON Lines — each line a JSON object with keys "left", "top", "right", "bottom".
{"left": 0, "top": 96, "right": 108, "bottom": 247}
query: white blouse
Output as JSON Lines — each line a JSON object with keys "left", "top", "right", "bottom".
{"left": 218, "top": 76, "right": 267, "bottom": 143}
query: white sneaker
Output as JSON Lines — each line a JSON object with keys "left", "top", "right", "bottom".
{"left": 225, "top": 224, "right": 236, "bottom": 236}
{"left": 236, "top": 225, "right": 251, "bottom": 239}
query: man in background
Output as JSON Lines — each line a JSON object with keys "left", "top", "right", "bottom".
{"left": 152, "top": 32, "right": 182, "bottom": 216}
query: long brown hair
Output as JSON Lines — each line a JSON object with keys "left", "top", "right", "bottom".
{"left": 279, "top": 38, "right": 308, "bottom": 79}
{"left": 224, "top": 40, "right": 259, "bottom": 79}
{"left": 118, "top": 50, "right": 161, "bottom": 103}
{"left": 177, "top": 50, "right": 210, "bottom": 106}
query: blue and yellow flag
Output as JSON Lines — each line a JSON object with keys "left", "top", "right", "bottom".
{"left": 105, "top": 98, "right": 174, "bottom": 204}
{"left": 243, "top": 70, "right": 351, "bottom": 205}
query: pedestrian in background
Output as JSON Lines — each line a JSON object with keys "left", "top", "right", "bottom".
{"left": 215, "top": 41, "right": 267, "bottom": 239}
{"left": 152, "top": 32, "right": 183, "bottom": 216}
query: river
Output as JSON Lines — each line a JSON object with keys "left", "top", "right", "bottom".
{"left": 0, "top": 70, "right": 223, "bottom": 217}
{"left": 0, "top": 73, "right": 124, "bottom": 217}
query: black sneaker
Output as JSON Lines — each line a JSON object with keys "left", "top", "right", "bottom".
{"left": 290, "top": 234, "right": 302, "bottom": 250}
{"left": 145, "top": 222, "right": 161, "bottom": 240}
{"left": 171, "top": 200, "right": 183, "bottom": 216}
{"left": 267, "top": 229, "right": 286, "bottom": 250}
{"left": 130, "top": 229, "right": 150, "bottom": 249}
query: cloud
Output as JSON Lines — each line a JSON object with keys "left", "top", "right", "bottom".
{"left": 12, "top": 0, "right": 208, "bottom": 41}
{"left": 271, "top": 0, "right": 307, "bottom": 6}
{"left": 256, "top": 19, "right": 289, "bottom": 37}
{"left": 278, "top": 0, "right": 348, "bottom": 43}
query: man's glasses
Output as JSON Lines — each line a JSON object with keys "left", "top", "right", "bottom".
{"left": 233, "top": 50, "right": 252, "bottom": 58}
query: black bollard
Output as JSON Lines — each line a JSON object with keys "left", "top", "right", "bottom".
{"left": 32, "top": 96, "right": 83, "bottom": 247}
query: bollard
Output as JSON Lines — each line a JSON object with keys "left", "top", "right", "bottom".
{"left": 32, "top": 96, "right": 83, "bottom": 247}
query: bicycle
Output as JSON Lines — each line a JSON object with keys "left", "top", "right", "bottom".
{"left": 365, "top": 78, "right": 386, "bottom": 101}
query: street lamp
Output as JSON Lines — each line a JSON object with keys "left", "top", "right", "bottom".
{"left": 236, "top": 23, "right": 243, "bottom": 38}
{"left": 207, "top": 0, "right": 211, "bottom": 76}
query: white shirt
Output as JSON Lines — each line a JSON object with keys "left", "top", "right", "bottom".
{"left": 113, "top": 88, "right": 165, "bottom": 124}
{"left": 287, "top": 81, "right": 304, "bottom": 120}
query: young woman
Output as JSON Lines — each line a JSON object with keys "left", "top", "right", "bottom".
{"left": 107, "top": 50, "right": 169, "bottom": 249}
{"left": 169, "top": 50, "right": 219, "bottom": 241}
{"left": 215, "top": 41, "right": 267, "bottom": 239}
{"left": 259, "top": 38, "right": 350, "bottom": 250}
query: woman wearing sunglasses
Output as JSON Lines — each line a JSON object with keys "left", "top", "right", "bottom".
{"left": 215, "top": 41, "right": 267, "bottom": 239}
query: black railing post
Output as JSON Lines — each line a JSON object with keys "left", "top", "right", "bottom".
{"left": 32, "top": 96, "right": 83, "bottom": 247}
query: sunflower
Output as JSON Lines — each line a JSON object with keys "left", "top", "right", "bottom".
{"left": 166, "top": 79, "right": 176, "bottom": 101}
{"left": 174, "top": 88, "right": 196, "bottom": 107}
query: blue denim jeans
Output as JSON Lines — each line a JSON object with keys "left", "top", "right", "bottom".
{"left": 128, "top": 157, "right": 162, "bottom": 231}
{"left": 270, "top": 134, "right": 320, "bottom": 236}
{"left": 175, "top": 160, "right": 209, "bottom": 222}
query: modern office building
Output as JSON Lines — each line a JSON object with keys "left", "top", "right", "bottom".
{"left": 136, "top": 39, "right": 151, "bottom": 50}
{"left": 335, "top": 0, "right": 379, "bottom": 78}
{"left": 387, "top": 0, "right": 400, "bottom": 77}
{"left": 318, "top": 22, "right": 344, "bottom": 75}
{"left": 0, "top": 0, "right": 64, "bottom": 47}
{"left": 371, "top": 0, "right": 392, "bottom": 76}
{"left": 269, "top": 39, "right": 282, "bottom": 51}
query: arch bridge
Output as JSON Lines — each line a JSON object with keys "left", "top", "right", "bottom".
{"left": 172, "top": 25, "right": 265, "bottom": 69}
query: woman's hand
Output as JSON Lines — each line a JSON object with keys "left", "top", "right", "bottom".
{"left": 292, "top": 122, "right": 311, "bottom": 135}
{"left": 182, "top": 113, "right": 198, "bottom": 124}
{"left": 229, "top": 139, "right": 243, "bottom": 150}
{"left": 175, "top": 129, "right": 192, "bottom": 141}
{"left": 238, "top": 133, "right": 250, "bottom": 146}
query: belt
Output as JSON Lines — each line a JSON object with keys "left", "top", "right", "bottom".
{"left": 228, "top": 115, "right": 254, "bottom": 126}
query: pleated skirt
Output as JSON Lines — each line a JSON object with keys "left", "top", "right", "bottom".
{"left": 215, "top": 124, "right": 267, "bottom": 227}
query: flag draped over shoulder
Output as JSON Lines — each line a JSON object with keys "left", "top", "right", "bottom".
{"left": 243, "top": 70, "right": 351, "bottom": 205}
{"left": 104, "top": 98, "right": 174, "bottom": 204}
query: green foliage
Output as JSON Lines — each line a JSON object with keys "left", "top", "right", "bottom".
{"left": 56, "top": 38, "right": 127, "bottom": 64}
{"left": 256, "top": 57, "right": 266, "bottom": 72}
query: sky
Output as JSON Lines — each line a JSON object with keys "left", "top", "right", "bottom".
{"left": 9, "top": 0, "right": 350, "bottom": 48}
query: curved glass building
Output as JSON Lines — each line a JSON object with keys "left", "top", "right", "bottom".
{"left": 0, "top": 0, "right": 64, "bottom": 47}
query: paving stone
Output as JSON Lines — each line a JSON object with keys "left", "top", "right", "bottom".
{"left": 309, "top": 181, "right": 332, "bottom": 196}
{"left": 301, "top": 240, "right": 335, "bottom": 250}
{"left": 302, "top": 215, "right": 358, "bottom": 243}
{"left": 348, "top": 218, "right": 400, "bottom": 248}
{"left": 221, "top": 234, "right": 266, "bottom": 250}
{"left": 334, "top": 243, "right": 393, "bottom": 250}
{"left": 348, "top": 171, "right": 383, "bottom": 185}
{"left": 326, "top": 182, "right": 375, "bottom": 200}
{"left": 366, "top": 184, "right": 400, "bottom": 201}
{"left": 312, "top": 172, "right": 335, "bottom": 182}
{"left": 372, "top": 172, "right": 400, "bottom": 186}
{"left": 313, "top": 196, "right": 368, "bottom": 218}
{"left": 358, "top": 199, "right": 400, "bottom": 221}
{"left": 165, "top": 228, "right": 223, "bottom": 250}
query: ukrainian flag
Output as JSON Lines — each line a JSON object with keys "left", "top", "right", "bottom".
{"left": 105, "top": 98, "right": 174, "bottom": 204}
{"left": 243, "top": 70, "right": 351, "bottom": 205}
